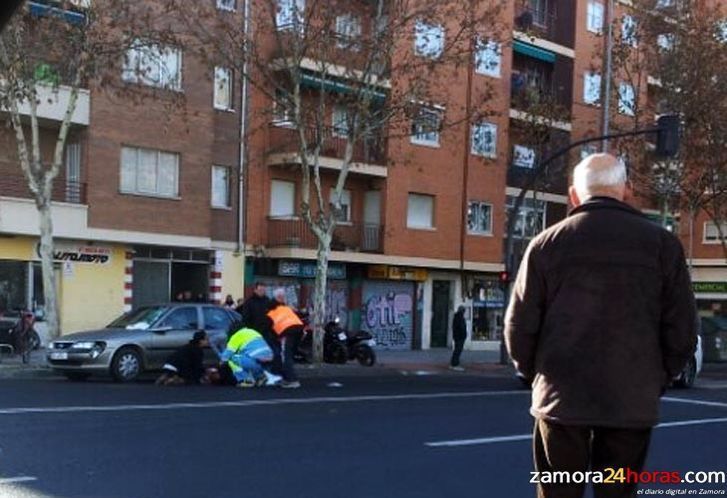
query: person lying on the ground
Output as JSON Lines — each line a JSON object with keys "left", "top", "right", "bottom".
{"left": 155, "top": 331, "right": 209, "bottom": 386}
{"left": 221, "top": 327, "right": 281, "bottom": 388}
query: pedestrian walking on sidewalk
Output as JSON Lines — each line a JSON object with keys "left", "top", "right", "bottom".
{"left": 267, "top": 289, "right": 304, "bottom": 389}
{"left": 449, "top": 305, "right": 467, "bottom": 371}
{"left": 504, "top": 153, "right": 697, "bottom": 498}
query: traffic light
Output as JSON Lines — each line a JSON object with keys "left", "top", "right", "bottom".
{"left": 499, "top": 271, "right": 510, "bottom": 286}
{"left": 655, "top": 114, "right": 680, "bottom": 158}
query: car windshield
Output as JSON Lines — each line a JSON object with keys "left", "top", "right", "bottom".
{"left": 107, "top": 306, "right": 169, "bottom": 330}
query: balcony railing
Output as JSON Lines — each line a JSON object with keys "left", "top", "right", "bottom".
{"left": 268, "top": 124, "right": 387, "bottom": 166}
{"left": 514, "top": 5, "right": 557, "bottom": 40}
{"left": 267, "top": 217, "right": 384, "bottom": 253}
{"left": 0, "top": 174, "right": 87, "bottom": 204}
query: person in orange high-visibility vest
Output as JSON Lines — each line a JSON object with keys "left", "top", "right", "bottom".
{"left": 267, "top": 288, "right": 304, "bottom": 388}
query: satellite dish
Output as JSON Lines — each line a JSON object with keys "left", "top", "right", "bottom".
{"left": 516, "top": 10, "right": 533, "bottom": 30}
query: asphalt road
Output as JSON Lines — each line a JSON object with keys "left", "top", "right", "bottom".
{"left": 1, "top": 374, "right": 726, "bottom": 498}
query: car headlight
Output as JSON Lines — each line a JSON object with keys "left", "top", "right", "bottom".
{"left": 71, "top": 342, "right": 106, "bottom": 358}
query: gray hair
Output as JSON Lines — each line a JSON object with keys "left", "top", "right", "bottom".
{"left": 273, "top": 288, "right": 286, "bottom": 300}
{"left": 572, "top": 153, "right": 627, "bottom": 198}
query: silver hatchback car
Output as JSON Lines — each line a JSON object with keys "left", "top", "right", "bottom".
{"left": 47, "top": 304, "right": 240, "bottom": 382}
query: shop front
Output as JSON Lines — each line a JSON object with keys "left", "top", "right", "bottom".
{"left": 0, "top": 235, "right": 128, "bottom": 337}
{"left": 468, "top": 276, "right": 506, "bottom": 351}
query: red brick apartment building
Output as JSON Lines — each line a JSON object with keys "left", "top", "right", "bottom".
{"left": 0, "top": 0, "right": 724, "bottom": 347}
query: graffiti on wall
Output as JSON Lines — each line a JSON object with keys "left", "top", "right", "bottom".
{"left": 305, "top": 281, "right": 349, "bottom": 327}
{"left": 361, "top": 281, "right": 414, "bottom": 350}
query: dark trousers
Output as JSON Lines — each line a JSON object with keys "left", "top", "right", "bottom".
{"left": 281, "top": 325, "right": 303, "bottom": 382}
{"left": 264, "top": 333, "right": 283, "bottom": 376}
{"left": 450, "top": 338, "right": 465, "bottom": 366}
{"left": 533, "top": 418, "right": 652, "bottom": 498}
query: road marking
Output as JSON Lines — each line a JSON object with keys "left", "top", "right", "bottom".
{"left": 0, "top": 390, "right": 528, "bottom": 416}
{"left": 0, "top": 476, "right": 38, "bottom": 484}
{"left": 662, "top": 396, "right": 727, "bottom": 409}
{"left": 425, "top": 416, "right": 727, "bottom": 448}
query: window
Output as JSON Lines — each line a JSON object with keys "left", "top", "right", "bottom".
{"left": 270, "top": 180, "right": 295, "bottom": 217}
{"left": 335, "top": 14, "right": 361, "bottom": 50}
{"left": 160, "top": 307, "right": 198, "bottom": 330}
{"left": 467, "top": 201, "right": 493, "bottom": 235}
{"left": 120, "top": 146, "right": 179, "bottom": 198}
{"left": 407, "top": 193, "right": 435, "bottom": 229}
{"left": 471, "top": 121, "right": 497, "bottom": 158}
{"left": 587, "top": 1, "right": 604, "bottom": 33}
{"left": 217, "top": 0, "right": 235, "bottom": 10}
{"left": 203, "top": 307, "right": 232, "bottom": 331}
{"left": 621, "top": 15, "right": 638, "bottom": 47}
{"left": 410, "top": 107, "right": 442, "bottom": 146}
{"left": 414, "top": 20, "right": 444, "bottom": 59}
{"left": 211, "top": 166, "right": 230, "bottom": 208}
{"left": 122, "top": 41, "right": 181, "bottom": 90}
{"left": 655, "top": 0, "right": 673, "bottom": 8}
{"left": 332, "top": 105, "right": 350, "bottom": 138}
{"left": 580, "top": 143, "right": 599, "bottom": 161}
{"left": 618, "top": 82, "right": 635, "bottom": 116}
{"left": 528, "top": 0, "right": 549, "bottom": 26}
{"left": 213, "top": 67, "right": 232, "bottom": 110}
{"left": 272, "top": 89, "right": 294, "bottom": 125}
{"left": 657, "top": 33, "right": 674, "bottom": 51}
{"left": 276, "top": 0, "right": 304, "bottom": 31}
{"left": 329, "top": 189, "right": 352, "bottom": 222}
{"left": 475, "top": 39, "right": 501, "bottom": 77}
{"left": 512, "top": 145, "right": 536, "bottom": 169}
{"left": 506, "top": 196, "right": 545, "bottom": 239}
{"left": 704, "top": 222, "right": 727, "bottom": 243}
{"left": 717, "top": 20, "right": 727, "bottom": 43}
{"left": 583, "top": 71, "right": 601, "bottom": 105}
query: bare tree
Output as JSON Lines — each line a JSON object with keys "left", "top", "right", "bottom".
{"left": 0, "top": 0, "right": 177, "bottom": 337}
{"left": 606, "top": 0, "right": 727, "bottom": 262}
{"left": 163, "top": 0, "right": 505, "bottom": 362}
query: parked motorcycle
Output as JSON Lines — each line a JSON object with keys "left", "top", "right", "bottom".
{"left": 0, "top": 310, "right": 41, "bottom": 363}
{"left": 295, "top": 316, "right": 376, "bottom": 366}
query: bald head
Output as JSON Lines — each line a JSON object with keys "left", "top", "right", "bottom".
{"left": 570, "top": 153, "right": 627, "bottom": 206}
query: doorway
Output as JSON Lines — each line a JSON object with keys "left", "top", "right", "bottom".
{"left": 430, "top": 280, "right": 451, "bottom": 348}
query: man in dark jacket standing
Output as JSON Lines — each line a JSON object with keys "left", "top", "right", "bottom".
{"left": 449, "top": 305, "right": 467, "bottom": 371}
{"left": 236, "top": 282, "right": 273, "bottom": 341}
{"left": 505, "top": 153, "right": 696, "bottom": 498}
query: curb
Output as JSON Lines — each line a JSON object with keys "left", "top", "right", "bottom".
{"left": 0, "top": 366, "right": 57, "bottom": 379}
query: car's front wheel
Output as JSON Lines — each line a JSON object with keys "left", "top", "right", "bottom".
{"left": 674, "top": 358, "right": 697, "bottom": 389}
{"left": 111, "top": 347, "right": 143, "bottom": 382}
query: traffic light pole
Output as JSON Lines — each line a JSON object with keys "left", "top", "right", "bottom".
{"left": 498, "top": 118, "right": 679, "bottom": 365}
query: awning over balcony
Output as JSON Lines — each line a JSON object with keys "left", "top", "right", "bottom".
{"left": 300, "top": 71, "right": 387, "bottom": 102}
{"left": 513, "top": 40, "right": 556, "bottom": 63}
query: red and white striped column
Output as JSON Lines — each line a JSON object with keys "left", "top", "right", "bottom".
{"left": 209, "top": 250, "right": 223, "bottom": 304}
{"left": 123, "top": 251, "right": 133, "bottom": 312}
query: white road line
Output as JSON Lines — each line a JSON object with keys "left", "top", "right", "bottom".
{"left": 0, "top": 390, "right": 528, "bottom": 416}
{"left": 662, "top": 396, "right": 727, "bottom": 409}
{"left": 425, "top": 416, "right": 727, "bottom": 448}
{"left": 0, "top": 476, "right": 38, "bottom": 485}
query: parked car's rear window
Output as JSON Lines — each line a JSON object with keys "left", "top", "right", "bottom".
{"left": 107, "top": 306, "right": 168, "bottom": 330}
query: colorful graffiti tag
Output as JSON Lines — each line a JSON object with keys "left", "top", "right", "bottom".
{"left": 361, "top": 281, "right": 414, "bottom": 350}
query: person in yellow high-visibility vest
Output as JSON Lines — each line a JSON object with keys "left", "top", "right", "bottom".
{"left": 220, "top": 327, "right": 281, "bottom": 388}
{"left": 267, "top": 288, "right": 304, "bottom": 389}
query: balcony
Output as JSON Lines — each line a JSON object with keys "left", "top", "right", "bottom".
{"left": 266, "top": 124, "right": 388, "bottom": 177}
{"left": 0, "top": 173, "right": 87, "bottom": 204}
{"left": 267, "top": 217, "right": 384, "bottom": 253}
{"left": 513, "top": 0, "right": 576, "bottom": 51}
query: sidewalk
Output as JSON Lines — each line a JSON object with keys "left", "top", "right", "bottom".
{"left": 0, "top": 347, "right": 51, "bottom": 379}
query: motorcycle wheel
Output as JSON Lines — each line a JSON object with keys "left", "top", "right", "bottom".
{"left": 356, "top": 345, "right": 376, "bottom": 367}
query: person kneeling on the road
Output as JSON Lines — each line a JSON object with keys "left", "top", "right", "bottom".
{"left": 222, "top": 327, "right": 282, "bottom": 388}
{"left": 155, "top": 331, "right": 209, "bottom": 386}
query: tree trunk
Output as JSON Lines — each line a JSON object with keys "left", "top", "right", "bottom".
{"left": 37, "top": 197, "right": 60, "bottom": 338}
{"left": 687, "top": 207, "right": 696, "bottom": 277}
{"left": 311, "top": 232, "right": 331, "bottom": 364}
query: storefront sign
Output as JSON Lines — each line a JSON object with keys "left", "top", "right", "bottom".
{"left": 36, "top": 243, "right": 112, "bottom": 264}
{"left": 694, "top": 282, "right": 727, "bottom": 294}
{"left": 367, "top": 265, "right": 428, "bottom": 282}
{"left": 278, "top": 260, "right": 346, "bottom": 279}
{"left": 361, "top": 281, "right": 414, "bottom": 350}
{"left": 473, "top": 283, "right": 505, "bottom": 308}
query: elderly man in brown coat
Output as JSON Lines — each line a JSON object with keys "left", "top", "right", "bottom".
{"left": 505, "top": 153, "right": 697, "bottom": 498}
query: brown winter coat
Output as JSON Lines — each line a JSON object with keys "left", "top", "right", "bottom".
{"left": 504, "top": 197, "right": 697, "bottom": 428}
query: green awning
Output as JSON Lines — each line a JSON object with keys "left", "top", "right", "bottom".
{"left": 299, "top": 72, "right": 387, "bottom": 101}
{"left": 513, "top": 40, "right": 556, "bottom": 63}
